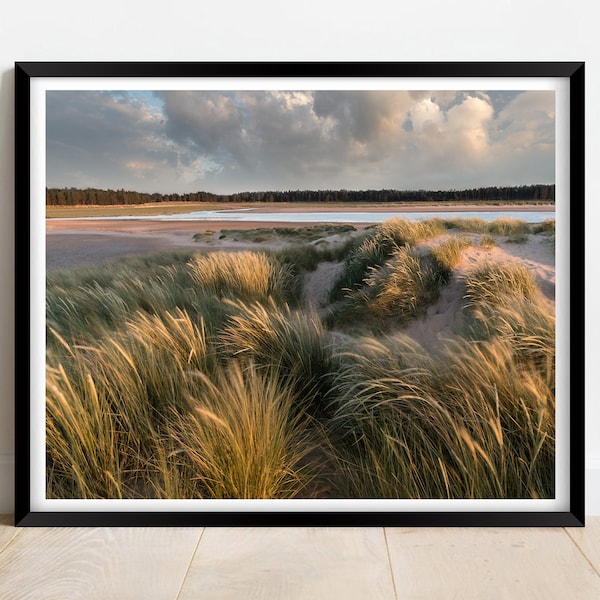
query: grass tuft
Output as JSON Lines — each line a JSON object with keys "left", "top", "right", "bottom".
{"left": 164, "top": 362, "right": 319, "bottom": 499}
{"left": 187, "top": 251, "right": 296, "bottom": 304}
{"left": 464, "top": 262, "right": 538, "bottom": 307}
{"left": 220, "top": 299, "right": 336, "bottom": 414}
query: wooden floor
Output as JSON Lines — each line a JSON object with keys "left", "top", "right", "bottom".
{"left": 1, "top": 515, "right": 599, "bottom": 599}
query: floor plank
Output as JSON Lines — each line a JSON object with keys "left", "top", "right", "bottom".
{"left": 566, "top": 517, "right": 600, "bottom": 576}
{"left": 0, "top": 514, "right": 21, "bottom": 554}
{"left": 0, "top": 526, "right": 202, "bottom": 600}
{"left": 178, "top": 527, "right": 396, "bottom": 600}
{"left": 386, "top": 527, "right": 600, "bottom": 600}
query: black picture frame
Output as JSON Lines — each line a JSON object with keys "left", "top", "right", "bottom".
{"left": 15, "top": 61, "right": 585, "bottom": 527}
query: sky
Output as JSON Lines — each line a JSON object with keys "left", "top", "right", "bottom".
{"left": 46, "top": 89, "right": 556, "bottom": 195}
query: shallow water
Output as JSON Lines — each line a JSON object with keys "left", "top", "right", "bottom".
{"left": 56, "top": 208, "right": 555, "bottom": 224}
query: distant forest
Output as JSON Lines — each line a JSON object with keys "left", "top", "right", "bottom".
{"left": 46, "top": 184, "right": 555, "bottom": 206}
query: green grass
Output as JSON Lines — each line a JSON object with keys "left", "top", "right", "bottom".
{"left": 326, "top": 242, "right": 459, "bottom": 332}
{"left": 362, "top": 247, "right": 448, "bottom": 320}
{"left": 193, "top": 230, "right": 215, "bottom": 240}
{"left": 505, "top": 232, "right": 529, "bottom": 244}
{"left": 327, "top": 218, "right": 444, "bottom": 302}
{"left": 46, "top": 250, "right": 234, "bottom": 346}
{"left": 219, "top": 299, "right": 336, "bottom": 414}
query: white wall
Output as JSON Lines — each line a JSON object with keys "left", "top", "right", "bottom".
{"left": 1, "top": 0, "right": 597, "bottom": 515}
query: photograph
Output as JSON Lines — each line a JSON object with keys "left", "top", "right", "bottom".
{"left": 15, "top": 63, "right": 584, "bottom": 525}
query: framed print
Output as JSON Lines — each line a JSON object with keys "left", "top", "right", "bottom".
{"left": 15, "top": 61, "right": 584, "bottom": 526}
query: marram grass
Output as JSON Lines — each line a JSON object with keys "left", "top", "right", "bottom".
{"left": 464, "top": 262, "right": 538, "bottom": 307}
{"left": 325, "top": 333, "right": 554, "bottom": 499}
{"left": 45, "top": 217, "right": 556, "bottom": 500}
{"left": 328, "top": 218, "right": 445, "bottom": 302}
{"left": 163, "top": 362, "right": 319, "bottom": 499}
{"left": 219, "top": 299, "right": 336, "bottom": 414}
{"left": 327, "top": 243, "right": 457, "bottom": 331}
{"left": 187, "top": 250, "right": 296, "bottom": 303}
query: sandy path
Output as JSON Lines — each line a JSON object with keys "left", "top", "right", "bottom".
{"left": 400, "top": 233, "right": 555, "bottom": 348}
{"left": 302, "top": 261, "right": 346, "bottom": 316}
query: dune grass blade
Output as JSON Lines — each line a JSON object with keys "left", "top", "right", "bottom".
{"left": 47, "top": 363, "right": 127, "bottom": 498}
{"left": 328, "top": 218, "right": 445, "bottom": 302}
{"left": 165, "top": 363, "right": 319, "bottom": 499}
{"left": 187, "top": 250, "right": 296, "bottom": 304}
{"left": 46, "top": 308, "right": 220, "bottom": 498}
{"left": 328, "top": 245, "right": 451, "bottom": 331}
{"left": 464, "top": 262, "right": 538, "bottom": 307}
{"left": 430, "top": 236, "right": 472, "bottom": 271}
{"left": 326, "top": 332, "right": 554, "bottom": 499}
{"left": 487, "top": 218, "right": 531, "bottom": 236}
{"left": 46, "top": 250, "right": 231, "bottom": 346}
{"left": 220, "top": 299, "right": 335, "bottom": 414}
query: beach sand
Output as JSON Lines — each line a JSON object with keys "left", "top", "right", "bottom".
{"left": 297, "top": 230, "right": 555, "bottom": 348}
{"left": 47, "top": 214, "right": 387, "bottom": 270}
{"left": 46, "top": 219, "right": 322, "bottom": 270}
{"left": 399, "top": 233, "right": 555, "bottom": 348}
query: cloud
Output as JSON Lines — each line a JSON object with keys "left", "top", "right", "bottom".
{"left": 408, "top": 98, "right": 444, "bottom": 133}
{"left": 46, "top": 89, "right": 555, "bottom": 194}
{"left": 159, "top": 91, "right": 242, "bottom": 155}
{"left": 492, "top": 90, "right": 555, "bottom": 149}
{"left": 486, "top": 90, "right": 555, "bottom": 184}
{"left": 47, "top": 92, "right": 170, "bottom": 188}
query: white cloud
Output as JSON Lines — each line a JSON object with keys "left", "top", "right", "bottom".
{"left": 408, "top": 98, "right": 444, "bottom": 133}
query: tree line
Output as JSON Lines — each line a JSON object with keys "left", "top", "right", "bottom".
{"left": 46, "top": 184, "right": 555, "bottom": 206}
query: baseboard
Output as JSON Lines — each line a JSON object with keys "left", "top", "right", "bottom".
{"left": 1, "top": 455, "right": 599, "bottom": 516}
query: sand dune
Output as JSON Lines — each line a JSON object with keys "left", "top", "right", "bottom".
{"left": 46, "top": 217, "right": 555, "bottom": 353}
{"left": 300, "top": 230, "right": 555, "bottom": 349}
{"left": 400, "top": 233, "right": 555, "bottom": 348}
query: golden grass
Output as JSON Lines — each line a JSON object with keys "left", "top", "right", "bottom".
{"left": 364, "top": 246, "right": 439, "bottom": 320}
{"left": 326, "top": 332, "right": 554, "bottom": 499}
{"left": 430, "top": 236, "right": 472, "bottom": 271}
{"left": 45, "top": 216, "right": 556, "bottom": 500}
{"left": 187, "top": 251, "right": 295, "bottom": 303}
{"left": 219, "top": 299, "right": 335, "bottom": 414}
{"left": 164, "top": 362, "right": 318, "bottom": 499}
{"left": 464, "top": 262, "right": 538, "bottom": 307}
